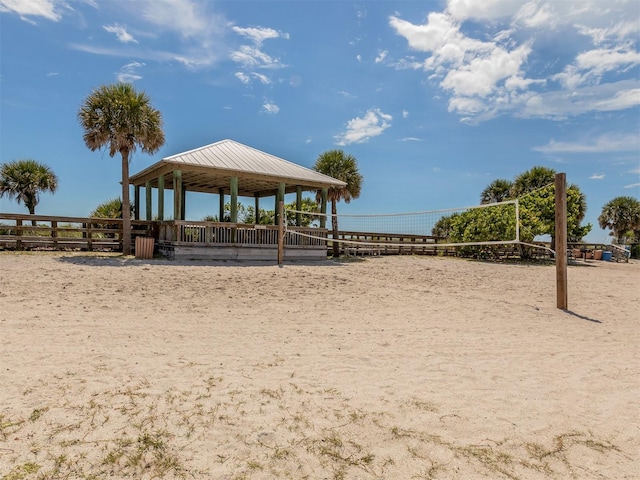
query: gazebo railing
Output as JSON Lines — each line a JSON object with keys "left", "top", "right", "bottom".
{"left": 158, "top": 220, "right": 327, "bottom": 247}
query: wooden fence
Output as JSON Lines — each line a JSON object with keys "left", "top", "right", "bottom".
{"left": 0, "top": 212, "right": 628, "bottom": 261}
{"left": 0, "top": 213, "right": 153, "bottom": 251}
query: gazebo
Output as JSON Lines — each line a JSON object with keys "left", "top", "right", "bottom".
{"left": 129, "top": 139, "right": 346, "bottom": 261}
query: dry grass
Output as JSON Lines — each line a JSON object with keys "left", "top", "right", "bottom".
{"left": 0, "top": 370, "right": 628, "bottom": 480}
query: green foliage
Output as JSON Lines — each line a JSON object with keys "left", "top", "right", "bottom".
{"left": 432, "top": 166, "right": 592, "bottom": 256}
{"left": 480, "top": 179, "right": 513, "bottom": 204}
{"left": 90, "top": 197, "right": 133, "bottom": 218}
{"left": 518, "top": 184, "right": 591, "bottom": 242}
{"left": 598, "top": 196, "right": 640, "bottom": 243}
{"left": 0, "top": 159, "right": 58, "bottom": 216}
{"left": 510, "top": 166, "right": 556, "bottom": 198}
{"left": 313, "top": 150, "right": 362, "bottom": 205}
{"left": 283, "top": 197, "right": 320, "bottom": 227}
{"left": 433, "top": 204, "right": 517, "bottom": 258}
{"left": 209, "top": 198, "right": 319, "bottom": 227}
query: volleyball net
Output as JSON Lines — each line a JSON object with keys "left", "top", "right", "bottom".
{"left": 284, "top": 199, "right": 520, "bottom": 250}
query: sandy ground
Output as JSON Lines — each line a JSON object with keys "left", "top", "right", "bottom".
{"left": 0, "top": 252, "right": 638, "bottom": 480}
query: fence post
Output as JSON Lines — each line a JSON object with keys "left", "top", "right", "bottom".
{"left": 51, "top": 220, "right": 58, "bottom": 249}
{"left": 16, "top": 219, "right": 23, "bottom": 250}
{"left": 86, "top": 222, "right": 93, "bottom": 251}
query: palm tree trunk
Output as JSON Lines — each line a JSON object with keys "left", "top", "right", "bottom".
{"left": 120, "top": 149, "right": 132, "bottom": 255}
{"left": 331, "top": 200, "right": 340, "bottom": 257}
{"left": 29, "top": 207, "right": 37, "bottom": 226}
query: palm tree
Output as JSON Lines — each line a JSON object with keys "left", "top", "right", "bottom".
{"left": 313, "top": 149, "right": 363, "bottom": 257}
{"left": 598, "top": 196, "right": 640, "bottom": 243}
{"left": 480, "top": 179, "right": 513, "bottom": 204}
{"left": 0, "top": 159, "right": 58, "bottom": 225}
{"left": 90, "top": 197, "right": 135, "bottom": 218}
{"left": 78, "top": 83, "right": 164, "bottom": 255}
{"left": 510, "top": 166, "right": 556, "bottom": 198}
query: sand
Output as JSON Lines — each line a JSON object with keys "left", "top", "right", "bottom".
{"left": 0, "top": 252, "right": 638, "bottom": 479}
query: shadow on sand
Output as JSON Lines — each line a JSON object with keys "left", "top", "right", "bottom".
{"left": 564, "top": 310, "right": 603, "bottom": 324}
{"left": 54, "top": 254, "right": 357, "bottom": 268}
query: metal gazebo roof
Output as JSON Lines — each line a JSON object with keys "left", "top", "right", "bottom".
{"left": 129, "top": 139, "right": 346, "bottom": 197}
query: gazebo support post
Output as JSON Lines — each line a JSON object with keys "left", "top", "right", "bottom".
{"left": 145, "top": 180, "right": 152, "bottom": 221}
{"left": 181, "top": 188, "right": 186, "bottom": 220}
{"left": 173, "top": 170, "right": 182, "bottom": 223}
{"left": 134, "top": 185, "right": 141, "bottom": 220}
{"left": 296, "top": 186, "right": 302, "bottom": 227}
{"left": 230, "top": 176, "right": 238, "bottom": 243}
{"left": 254, "top": 195, "right": 260, "bottom": 224}
{"left": 275, "top": 182, "right": 286, "bottom": 226}
{"left": 320, "top": 188, "right": 328, "bottom": 229}
{"left": 230, "top": 177, "right": 239, "bottom": 223}
{"left": 157, "top": 175, "right": 164, "bottom": 221}
{"left": 218, "top": 188, "right": 225, "bottom": 221}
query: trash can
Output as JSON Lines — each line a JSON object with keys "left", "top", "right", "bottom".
{"left": 601, "top": 251, "right": 613, "bottom": 262}
{"left": 593, "top": 250, "right": 602, "bottom": 260}
{"left": 135, "top": 236, "right": 155, "bottom": 259}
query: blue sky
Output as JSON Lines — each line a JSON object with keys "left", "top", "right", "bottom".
{"left": 1, "top": 0, "right": 639, "bottom": 242}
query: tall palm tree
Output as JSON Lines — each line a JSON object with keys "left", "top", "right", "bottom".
{"left": 78, "top": 83, "right": 164, "bottom": 255}
{"left": 0, "top": 159, "right": 58, "bottom": 225}
{"left": 510, "top": 166, "right": 556, "bottom": 198}
{"left": 313, "top": 149, "right": 363, "bottom": 257}
{"left": 598, "top": 196, "right": 640, "bottom": 243}
{"left": 480, "top": 179, "right": 513, "bottom": 204}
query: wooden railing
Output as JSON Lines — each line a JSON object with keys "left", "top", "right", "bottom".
{"left": 1, "top": 213, "right": 628, "bottom": 261}
{"left": 332, "top": 230, "right": 444, "bottom": 255}
{"left": 0, "top": 213, "right": 153, "bottom": 251}
{"left": 158, "top": 220, "right": 327, "bottom": 247}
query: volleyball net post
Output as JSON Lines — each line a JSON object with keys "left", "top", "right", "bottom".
{"left": 555, "top": 173, "right": 568, "bottom": 310}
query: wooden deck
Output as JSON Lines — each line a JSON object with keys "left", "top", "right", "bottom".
{"left": 156, "top": 220, "right": 328, "bottom": 261}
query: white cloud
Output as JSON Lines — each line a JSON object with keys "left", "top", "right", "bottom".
{"left": 261, "top": 102, "right": 279, "bottom": 114}
{"left": 554, "top": 48, "right": 640, "bottom": 89}
{"left": 402, "top": 110, "right": 409, "bottom": 118}
{"left": 533, "top": 132, "right": 640, "bottom": 154}
{"left": 116, "top": 61, "right": 145, "bottom": 83}
{"left": 252, "top": 73, "right": 271, "bottom": 85}
{"left": 589, "top": 174, "right": 605, "bottom": 180}
{"left": 230, "top": 23, "right": 289, "bottom": 87}
{"left": 229, "top": 45, "right": 284, "bottom": 69}
{"left": 389, "top": 0, "right": 640, "bottom": 123}
{"left": 0, "top": 0, "right": 65, "bottom": 22}
{"left": 231, "top": 26, "right": 287, "bottom": 45}
{"left": 235, "top": 72, "right": 250, "bottom": 84}
{"left": 623, "top": 183, "right": 640, "bottom": 189}
{"left": 45, "top": 72, "right": 59, "bottom": 77}
{"left": 334, "top": 108, "right": 392, "bottom": 146}
{"left": 375, "top": 50, "right": 388, "bottom": 63}
{"left": 400, "top": 137, "right": 422, "bottom": 142}
{"left": 105, "top": 0, "right": 227, "bottom": 68}
{"left": 103, "top": 24, "right": 137, "bottom": 43}
{"left": 136, "top": 0, "right": 217, "bottom": 40}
